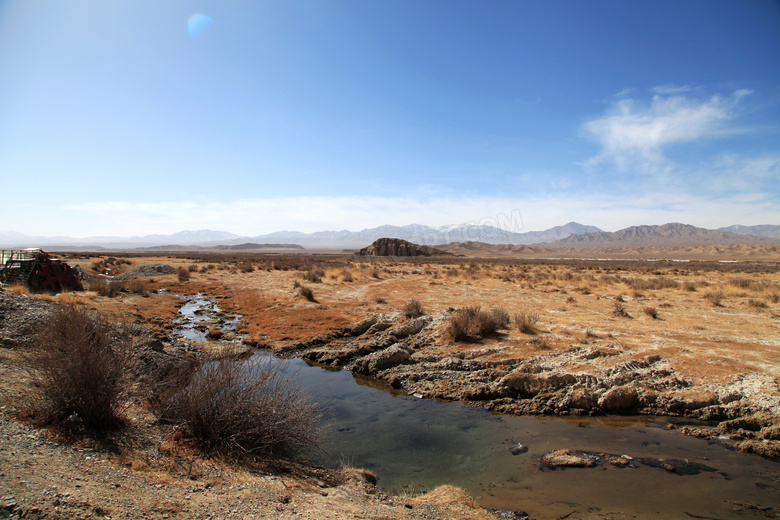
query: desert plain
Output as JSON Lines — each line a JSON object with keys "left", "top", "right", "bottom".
{"left": 1, "top": 247, "right": 779, "bottom": 519}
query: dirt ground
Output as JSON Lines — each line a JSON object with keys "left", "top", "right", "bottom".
{"left": 1, "top": 251, "right": 779, "bottom": 519}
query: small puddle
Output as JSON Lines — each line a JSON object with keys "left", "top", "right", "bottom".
{"left": 252, "top": 352, "right": 780, "bottom": 519}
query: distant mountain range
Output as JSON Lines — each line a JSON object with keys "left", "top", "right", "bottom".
{"left": 546, "top": 223, "right": 776, "bottom": 248}
{"left": 0, "top": 222, "right": 778, "bottom": 250}
{"left": 0, "top": 222, "right": 602, "bottom": 249}
{"left": 718, "top": 225, "right": 780, "bottom": 240}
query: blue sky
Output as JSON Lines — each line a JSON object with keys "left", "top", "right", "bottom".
{"left": 1, "top": 0, "right": 779, "bottom": 237}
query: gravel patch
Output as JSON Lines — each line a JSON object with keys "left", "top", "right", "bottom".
{"left": 114, "top": 264, "right": 177, "bottom": 280}
{"left": 0, "top": 291, "right": 51, "bottom": 348}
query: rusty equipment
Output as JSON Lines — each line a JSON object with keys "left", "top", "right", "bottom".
{"left": 0, "top": 249, "right": 84, "bottom": 293}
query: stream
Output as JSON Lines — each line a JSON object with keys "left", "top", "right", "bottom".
{"left": 173, "top": 295, "right": 780, "bottom": 519}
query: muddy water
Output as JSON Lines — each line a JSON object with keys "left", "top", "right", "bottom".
{"left": 254, "top": 352, "right": 779, "bottom": 520}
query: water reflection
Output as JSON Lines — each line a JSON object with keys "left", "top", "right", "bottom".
{"left": 252, "top": 352, "right": 780, "bottom": 519}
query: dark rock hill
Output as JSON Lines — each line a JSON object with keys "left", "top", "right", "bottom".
{"left": 357, "top": 238, "right": 451, "bottom": 257}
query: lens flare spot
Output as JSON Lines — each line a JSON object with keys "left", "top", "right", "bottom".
{"left": 188, "top": 13, "right": 213, "bottom": 39}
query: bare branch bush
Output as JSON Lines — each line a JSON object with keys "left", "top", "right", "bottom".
{"left": 298, "top": 285, "right": 317, "bottom": 302}
{"left": 159, "top": 355, "right": 324, "bottom": 459}
{"left": 514, "top": 312, "right": 539, "bottom": 335}
{"left": 444, "top": 306, "right": 509, "bottom": 341}
{"left": 26, "top": 303, "right": 134, "bottom": 430}
{"left": 403, "top": 299, "right": 426, "bottom": 318}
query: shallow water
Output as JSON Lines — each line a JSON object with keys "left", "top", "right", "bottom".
{"left": 172, "top": 293, "right": 240, "bottom": 341}
{"left": 252, "top": 352, "right": 780, "bottom": 519}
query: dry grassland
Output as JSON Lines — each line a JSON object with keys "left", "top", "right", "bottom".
{"left": 57, "top": 253, "right": 780, "bottom": 452}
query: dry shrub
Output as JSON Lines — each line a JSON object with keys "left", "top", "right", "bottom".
{"left": 374, "top": 296, "right": 387, "bottom": 304}
{"left": 445, "top": 306, "right": 509, "bottom": 341}
{"left": 177, "top": 267, "right": 190, "bottom": 282}
{"left": 748, "top": 299, "right": 769, "bottom": 309}
{"left": 704, "top": 290, "right": 724, "bottom": 307}
{"left": 206, "top": 329, "right": 224, "bottom": 340}
{"left": 122, "top": 278, "right": 149, "bottom": 296}
{"left": 298, "top": 285, "right": 317, "bottom": 302}
{"left": 159, "top": 356, "right": 323, "bottom": 458}
{"left": 514, "top": 312, "right": 539, "bottom": 334}
{"left": 683, "top": 281, "right": 698, "bottom": 292}
{"left": 612, "top": 302, "right": 632, "bottom": 318}
{"left": 529, "top": 335, "right": 550, "bottom": 349}
{"left": 403, "top": 299, "right": 426, "bottom": 318}
{"left": 643, "top": 306, "right": 660, "bottom": 319}
{"left": 729, "top": 278, "right": 770, "bottom": 292}
{"left": 26, "top": 303, "right": 133, "bottom": 430}
{"left": 89, "top": 276, "right": 118, "bottom": 298}
{"left": 303, "top": 269, "right": 324, "bottom": 283}
{"left": 624, "top": 277, "right": 680, "bottom": 291}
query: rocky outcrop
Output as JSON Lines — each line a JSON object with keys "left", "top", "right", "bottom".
{"left": 272, "top": 311, "right": 780, "bottom": 460}
{"left": 356, "top": 238, "right": 451, "bottom": 257}
{"left": 352, "top": 343, "right": 412, "bottom": 375}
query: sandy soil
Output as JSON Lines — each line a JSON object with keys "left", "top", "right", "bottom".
{"left": 1, "top": 251, "right": 779, "bottom": 519}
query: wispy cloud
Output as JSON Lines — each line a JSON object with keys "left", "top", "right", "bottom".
{"left": 581, "top": 88, "right": 751, "bottom": 173}
{"left": 653, "top": 84, "right": 696, "bottom": 95}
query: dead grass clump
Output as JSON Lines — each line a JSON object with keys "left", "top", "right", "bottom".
{"left": 612, "top": 302, "right": 632, "bottom": 318}
{"left": 177, "top": 267, "right": 190, "bottom": 282}
{"left": 624, "top": 277, "right": 680, "bottom": 291}
{"left": 90, "top": 277, "right": 119, "bottom": 298}
{"left": 729, "top": 278, "right": 768, "bottom": 292}
{"left": 683, "top": 281, "right": 698, "bottom": 292}
{"left": 403, "top": 299, "right": 426, "bottom": 318}
{"left": 514, "top": 312, "right": 539, "bottom": 335}
{"left": 748, "top": 299, "right": 769, "bottom": 309}
{"left": 643, "top": 306, "right": 660, "bottom": 319}
{"left": 704, "top": 290, "right": 724, "bottom": 307}
{"left": 374, "top": 296, "right": 387, "bottom": 304}
{"left": 298, "top": 285, "right": 317, "bottom": 302}
{"left": 445, "top": 306, "right": 508, "bottom": 341}
{"left": 122, "top": 278, "right": 149, "bottom": 296}
{"left": 303, "top": 269, "right": 324, "bottom": 283}
{"left": 26, "top": 303, "right": 134, "bottom": 430}
{"left": 159, "top": 356, "right": 323, "bottom": 459}
{"left": 529, "top": 335, "right": 551, "bottom": 349}
{"left": 7, "top": 283, "right": 30, "bottom": 295}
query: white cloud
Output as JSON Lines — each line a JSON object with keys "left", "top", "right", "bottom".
{"left": 653, "top": 84, "right": 695, "bottom": 95}
{"left": 705, "top": 154, "right": 780, "bottom": 192}
{"left": 582, "top": 88, "right": 750, "bottom": 173}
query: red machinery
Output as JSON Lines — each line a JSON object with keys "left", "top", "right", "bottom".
{"left": 0, "top": 249, "right": 83, "bottom": 293}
